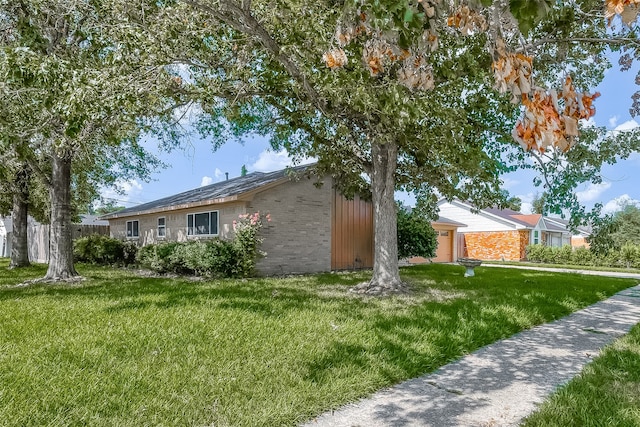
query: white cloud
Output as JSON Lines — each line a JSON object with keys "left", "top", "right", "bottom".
{"left": 614, "top": 119, "right": 639, "bottom": 132}
{"left": 214, "top": 168, "right": 224, "bottom": 179}
{"left": 576, "top": 182, "right": 612, "bottom": 203}
{"left": 602, "top": 194, "right": 640, "bottom": 215}
{"left": 100, "top": 179, "right": 144, "bottom": 206}
{"left": 250, "top": 149, "right": 316, "bottom": 173}
{"left": 501, "top": 177, "right": 519, "bottom": 190}
{"left": 609, "top": 116, "right": 619, "bottom": 128}
{"left": 200, "top": 176, "right": 214, "bottom": 186}
{"left": 520, "top": 202, "right": 533, "bottom": 214}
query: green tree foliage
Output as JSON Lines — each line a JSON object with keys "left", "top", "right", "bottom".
{"left": 531, "top": 193, "right": 547, "bottom": 215}
{"left": 589, "top": 203, "right": 640, "bottom": 254}
{"left": 169, "top": 0, "right": 640, "bottom": 293}
{"left": 397, "top": 203, "right": 437, "bottom": 259}
{"left": 0, "top": 0, "right": 177, "bottom": 281}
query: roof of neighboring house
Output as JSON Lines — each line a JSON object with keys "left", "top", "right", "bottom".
{"left": 482, "top": 207, "right": 542, "bottom": 228}
{"left": 511, "top": 214, "right": 543, "bottom": 227}
{"left": 433, "top": 216, "right": 467, "bottom": 227}
{"left": 100, "top": 164, "right": 314, "bottom": 220}
{"left": 439, "top": 199, "right": 574, "bottom": 233}
{"left": 543, "top": 216, "right": 592, "bottom": 235}
{"left": 78, "top": 215, "right": 109, "bottom": 226}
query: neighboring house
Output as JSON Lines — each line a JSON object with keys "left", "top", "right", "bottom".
{"left": 0, "top": 215, "right": 109, "bottom": 262}
{"left": 437, "top": 199, "right": 573, "bottom": 261}
{"left": 407, "top": 216, "right": 466, "bottom": 265}
{"left": 543, "top": 216, "right": 591, "bottom": 248}
{"left": 100, "top": 166, "right": 374, "bottom": 275}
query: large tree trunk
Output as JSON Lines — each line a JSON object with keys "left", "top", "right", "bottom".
{"left": 9, "top": 166, "right": 30, "bottom": 268}
{"left": 353, "top": 140, "right": 406, "bottom": 295}
{"left": 43, "top": 150, "right": 79, "bottom": 282}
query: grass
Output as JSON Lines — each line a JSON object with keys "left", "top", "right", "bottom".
{"left": 0, "top": 260, "right": 636, "bottom": 427}
{"left": 522, "top": 322, "right": 640, "bottom": 427}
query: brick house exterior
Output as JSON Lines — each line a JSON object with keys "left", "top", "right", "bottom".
{"left": 438, "top": 199, "right": 573, "bottom": 261}
{"left": 102, "top": 166, "right": 372, "bottom": 275}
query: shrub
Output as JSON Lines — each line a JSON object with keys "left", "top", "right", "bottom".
{"left": 525, "top": 244, "right": 545, "bottom": 263}
{"left": 556, "top": 245, "right": 573, "bottom": 264}
{"left": 396, "top": 203, "right": 437, "bottom": 259}
{"left": 571, "top": 247, "right": 593, "bottom": 266}
{"left": 73, "top": 234, "right": 135, "bottom": 266}
{"left": 620, "top": 244, "right": 638, "bottom": 269}
{"left": 232, "top": 212, "right": 270, "bottom": 277}
{"left": 137, "top": 241, "right": 184, "bottom": 273}
{"left": 136, "top": 212, "right": 269, "bottom": 278}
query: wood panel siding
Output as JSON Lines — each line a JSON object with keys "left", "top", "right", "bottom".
{"left": 331, "top": 190, "right": 373, "bottom": 270}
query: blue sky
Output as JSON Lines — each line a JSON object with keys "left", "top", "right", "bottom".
{"left": 102, "top": 54, "right": 640, "bottom": 217}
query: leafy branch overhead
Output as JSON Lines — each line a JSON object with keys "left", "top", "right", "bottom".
{"left": 323, "top": 0, "right": 635, "bottom": 154}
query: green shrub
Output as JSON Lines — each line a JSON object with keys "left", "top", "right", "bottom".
{"left": 556, "top": 245, "right": 573, "bottom": 264}
{"left": 170, "top": 240, "right": 238, "bottom": 278}
{"left": 620, "top": 244, "right": 638, "bottom": 269}
{"left": 526, "top": 244, "right": 545, "bottom": 262}
{"left": 396, "top": 203, "right": 437, "bottom": 259}
{"left": 73, "top": 234, "right": 135, "bottom": 266}
{"left": 136, "top": 212, "right": 269, "bottom": 278}
{"left": 571, "top": 247, "right": 593, "bottom": 266}
{"left": 136, "top": 242, "right": 184, "bottom": 273}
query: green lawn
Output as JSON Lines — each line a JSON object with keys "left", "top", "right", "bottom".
{"left": 522, "top": 322, "right": 640, "bottom": 427}
{"left": 0, "top": 260, "right": 636, "bottom": 427}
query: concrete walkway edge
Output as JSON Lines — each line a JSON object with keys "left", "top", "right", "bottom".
{"left": 302, "top": 281, "right": 640, "bottom": 427}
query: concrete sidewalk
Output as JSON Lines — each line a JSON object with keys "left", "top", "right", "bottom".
{"left": 481, "top": 263, "right": 640, "bottom": 280}
{"left": 302, "top": 284, "right": 640, "bottom": 427}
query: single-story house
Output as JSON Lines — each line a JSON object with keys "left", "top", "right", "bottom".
{"left": 101, "top": 165, "right": 375, "bottom": 275}
{"left": 437, "top": 199, "right": 574, "bottom": 261}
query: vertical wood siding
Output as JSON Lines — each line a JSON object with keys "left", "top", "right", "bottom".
{"left": 331, "top": 190, "right": 373, "bottom": 270}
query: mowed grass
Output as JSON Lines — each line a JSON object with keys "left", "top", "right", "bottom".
{"left": 522, "top": 322, "right": 640, "bottom": 427}
{"left": 0, "top": 260, "right": 636, "bottom": 427}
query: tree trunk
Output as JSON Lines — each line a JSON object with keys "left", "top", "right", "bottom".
{"left": 9, "top": 166, "right": 30, "bottom": 268}
{"left": 352, "top": 140, "right": 406, "bottom": 295}
{"left": 43, "top": 150, "right": 79, "bottom": 282}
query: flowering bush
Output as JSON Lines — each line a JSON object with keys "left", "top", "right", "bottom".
{"left": 232, "top": 212, "right": 271, "bottom": 277}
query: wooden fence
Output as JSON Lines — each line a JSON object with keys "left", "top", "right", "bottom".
{"left": 3, "top": 224, "right": 109, "bottom": 263}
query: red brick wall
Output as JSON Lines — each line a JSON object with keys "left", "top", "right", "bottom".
{"left": 463, "top": 231, "right": 528, "bottom": 261}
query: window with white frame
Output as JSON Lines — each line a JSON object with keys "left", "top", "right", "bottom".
{"left": 533, "top": 230, "right": 539, "bottom": 245}
{"left": 126, "top": 220, "right": 139, "bottom": 238}
{"left": 157, "top": 217, "right": 166, "bottom": 237}
{"left": 187, "top": 211, "right": 219, "bottom": 236}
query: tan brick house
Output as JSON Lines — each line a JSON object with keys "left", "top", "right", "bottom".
{"left": 437, "top": 199, "right": 573, "bottom": 261}
{"left": 101, "top": 165, "right": 373, "bottom": 275}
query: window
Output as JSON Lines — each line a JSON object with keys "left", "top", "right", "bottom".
{"left": 439, "top": 231, "right": 449, "bottom": 237}
{"left": 533, "top": 230, "right": 539, "bottom": 245}
{"left": 157, "top": 217, "right": 166, "bottom": 238}
{"left": 126, "top": 220, "right": 139, "bottom": 238}
{"left": 187, "top": 211, "right": 219, "bottom": 236}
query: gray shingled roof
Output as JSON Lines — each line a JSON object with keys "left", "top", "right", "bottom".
{"left": 434, "top": 216, "right": 467, "bottom": 227}
{"left": 483, "top": 206, "right": 536, "bottom": 228}
{"left": 101, "top": 164, "right": 312, "bottom": 219}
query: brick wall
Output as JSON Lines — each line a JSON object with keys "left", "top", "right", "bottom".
{"left": 107, "top": 176, "right": 333, "bottom": 276}
{"left": 463, "top": 230, "right": 528, "bottom": 261}
{"left": 249, "top": 176, "right": 332, "bottom": 275}
{"left": 109, "top": 201, "right": 247, "bottom": 246}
